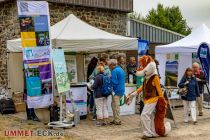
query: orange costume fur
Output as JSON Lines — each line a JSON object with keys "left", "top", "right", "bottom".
{"left": 127, "top": 56, "right": 171, "bottom": 137}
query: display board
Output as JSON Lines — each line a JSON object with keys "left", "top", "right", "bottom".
{"left": 65, "top": 55, "right": 78, "bottom": 83}
{"left": 17, "top": 1, "right": 53, "bottom": 108}
{"left": 165, "top": 54, "right": 179, "bottom": 86}
{"left": 66, "top": 85, "right": 87, "bottom": 116}
{"left": 52, "top": 49, "right": 70, "bottom": 93}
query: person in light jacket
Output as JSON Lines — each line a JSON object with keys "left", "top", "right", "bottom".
{"left": 178, "top": 67, "right": 200, "bottom": 124}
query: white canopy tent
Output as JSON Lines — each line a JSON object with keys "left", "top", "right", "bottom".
{"left": 155, "top": 24, "right": 210, "bottom": 85}
{"left": 7, "top": 14, "right": 137, "bottom": 53}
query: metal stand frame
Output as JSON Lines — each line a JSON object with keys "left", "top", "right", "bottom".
{"left": 48, "top": 92, "right": 75, "bottom": 129}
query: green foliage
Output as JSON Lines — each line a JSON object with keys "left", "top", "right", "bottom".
{"left": 128, "top": 11, "right": 144, "bottom": 21}
{"left": 144, "top": 4, "right": 191, "bottom": 35}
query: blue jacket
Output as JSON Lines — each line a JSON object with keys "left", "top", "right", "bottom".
{"left": 111, "top": 66, "right": 125, "bottom": 96}
{"left": 178, "top": 76, "right": 200, "bottom": 101}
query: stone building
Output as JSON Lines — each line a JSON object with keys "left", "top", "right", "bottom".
{"left": 0, "top": 0, "right": 133, "bottom": 87}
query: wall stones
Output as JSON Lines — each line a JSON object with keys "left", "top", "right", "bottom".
{"left": 0, "top": 0, "right": 128, "bottom": 88}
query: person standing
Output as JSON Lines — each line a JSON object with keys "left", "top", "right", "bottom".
{"left": 92, "top": 66, "right": 109, "bottom": 126}
{"left": 178, "top": 68, "right": 200, "bottom": 124}
{"left": 108, "top": 59, "right": 125, "bottom": 125}
{"left": 117, "top": 54, "right": 126, "bottom": 72}
{"left": 89, "top": 57, "right": 111, "bottom": 79}
{"left": 192, "top": 62, "right": 206, "bottom": 116}
{"left": 89, "top": 57, "right": 111, "bottom": 120}
{"left": 127, "top": 57, "right": 137, "bottom": 84}
{"left": 87, "top": 57, "right": 98, "bottom": 113}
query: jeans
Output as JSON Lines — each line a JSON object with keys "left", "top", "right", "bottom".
{"left": 87, "top": 88, "right": 94, "bottom": 111}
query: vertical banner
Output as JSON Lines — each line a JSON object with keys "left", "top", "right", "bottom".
{"left": 165, "top": 54, "right": 179, "bottom": 86}
{"left": 17, "top": 1, "right": 53, "bottom": 108}
{"left": 52, "top": 49, "right": 70, "bottom": 93}
{"left": 197, "top": 43, "right": 210, "bottom": 84}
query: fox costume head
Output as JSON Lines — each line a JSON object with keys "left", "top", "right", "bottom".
{"left": 135, "top": 55, "right": 157, "bottom": 79}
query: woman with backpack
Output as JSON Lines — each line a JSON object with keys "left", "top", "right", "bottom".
{"left": 92, "top": 66, "right": 110, "bottom": 126}
{"left": 178, "top": 67, "right": 200, "bottom": 124}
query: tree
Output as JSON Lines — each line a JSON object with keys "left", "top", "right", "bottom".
{"left": 128, "top": 11, "right": 144, "bottom": 21}
{"left": 143, "top": 4, "right": 191, "bottom": 35}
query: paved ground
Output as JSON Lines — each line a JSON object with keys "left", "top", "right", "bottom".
{"left": 1, "top": 108, "right": 210, "bottom": 140}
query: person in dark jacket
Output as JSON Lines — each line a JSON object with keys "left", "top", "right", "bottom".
{"left": 127, "top": 57, "right": 137, "bottom": 84}
{"left": 87, "top": 57, "right": 98, "bottom": 113}
{"left": 92, "top": 66, "right": 109, "bottom": 126}
{"left": 178, "top": 67, "right": 200, "bottom": 124}
{"left": 192, "top": 62, "right": 206, "bottom": 116}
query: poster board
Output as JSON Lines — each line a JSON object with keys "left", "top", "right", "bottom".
{"left": 17, "top": 1, "right": 53, "bottom": 108}
{"left": 65, "top": 55, "right": 78, "bottom": 83}
{"left": 165, "top": 54, "right": 179, "bottom": 86}
{"left": 52, "top": 49, "right": 70, "bottom": 93}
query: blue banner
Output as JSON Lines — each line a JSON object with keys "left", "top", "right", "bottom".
{"left": 197, "top": 43, "right": 210, "bottom": 84}
{"left": 138, "top": 39, "right": 149, "bottom": 56}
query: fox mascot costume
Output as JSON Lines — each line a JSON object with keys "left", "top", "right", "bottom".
{"left": 126, "top": 55, "right": 171, "bottom": 139}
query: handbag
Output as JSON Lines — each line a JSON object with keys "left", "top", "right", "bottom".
{"left": 178, "top": 86, "right": 188, "bottom": 96}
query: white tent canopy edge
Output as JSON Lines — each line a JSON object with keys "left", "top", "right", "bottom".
{"left": 155, "top": 24, "right": 210, "bottom": 86}
{"left": 7, "top": 14, "right": 137, "bottom": 53}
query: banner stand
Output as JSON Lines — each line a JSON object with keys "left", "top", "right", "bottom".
{"left": 48, "top": 91, "right": 75, "bottom": 129}
{"left": 48, "top": 49, "right": 79, "bottom": 129}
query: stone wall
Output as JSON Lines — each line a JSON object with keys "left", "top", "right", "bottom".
{"left": 0, "top": 1, "right": 20, "bottom": 87}
{"left": 49, "top": 3, "right": 127, "bottom": 35}
{"left": 0, "top": 1, "right": 128, "bottom": 88}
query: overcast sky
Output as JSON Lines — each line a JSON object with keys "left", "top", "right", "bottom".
{"left": 133, "top": 0, "right": 210, "bottom": 29}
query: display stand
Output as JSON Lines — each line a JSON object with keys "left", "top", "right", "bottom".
{"left": 163, "top": 88, "right": 176, "bottom": 127}
{"left": 48, "top": 91, "right": 75, "bottom": 129}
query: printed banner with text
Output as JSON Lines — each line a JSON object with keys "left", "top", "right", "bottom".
{"left": 17, "top": 1, "right": 53, "bottom": 108}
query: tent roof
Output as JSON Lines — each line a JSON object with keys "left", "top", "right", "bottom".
{"left": 7, "top": 14, "right": 137, "bottom": 53}
{"left": 155, "top": 24, "right": 210, "bottom": 53}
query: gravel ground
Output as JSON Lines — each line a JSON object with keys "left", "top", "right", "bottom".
{"left": 1, "top": 108, "right": 210, "bottom": 140}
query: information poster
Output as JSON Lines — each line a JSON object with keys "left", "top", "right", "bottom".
{"left": 17, "top": 1, "right": 53, "bottom": 108}
{"left": 165, "top": 54, "right": 179, "bottom": 86}
{"left": 197, "top": 43, "right": 210, "bottom": 84}
{"left": 65, "top": 55, "right": 78, "bottom": 83}
{"left": 52, "top": 49, "right": 70, "bottom": 93}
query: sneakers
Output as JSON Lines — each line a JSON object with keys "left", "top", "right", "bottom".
{"left": 95, "top": 122, "right": 103, "bottom": 127}
{"left": 109, "top": 120, "right": 121, "bottom": 125}
{"left": 193, "top": 121, "right": 198, "bottom": 125}
{"left": 141, "top": 135, "right": 155, "bottom": 139}
{"left": 199, "top": 112, "right": 203, "bottom": 116}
